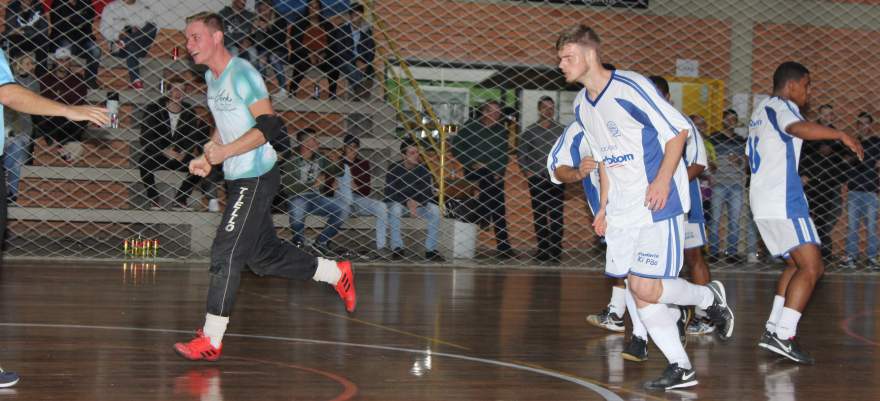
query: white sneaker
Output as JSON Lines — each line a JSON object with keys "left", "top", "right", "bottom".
{"left": 208, "top": 199, "right": 220, "bottom": 212}
{"left": 747, "top": 253, "right": 759, "bottom": 264}
{"left": 275, "top": 88, "right": 288, "bottom": 98}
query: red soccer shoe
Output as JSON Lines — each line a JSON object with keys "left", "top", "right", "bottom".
{"left": 174, "top": 330, "right": 222, "bottom": 361}
{"left": 335, "top": 260, "right": 356, "bottom": 313}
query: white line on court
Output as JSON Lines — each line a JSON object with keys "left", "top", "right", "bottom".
{"left": 0, "top": 322, "right": 623, "bottom": 401}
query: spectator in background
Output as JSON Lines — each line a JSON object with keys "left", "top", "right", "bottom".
{"left": 321, "top": 10, "right": 353, "bottom": 99}
{"left": 252, "top": 1, "right": 289, "bottom": 96}
{"left": 386, "top": 139, "right": 444, "bottom": 262}
{"left": 4, "top": 0, "right": 50, "bottom": 69}
{"left": 281, "top": 128, "right": 346, "bottom": 256}
{"left": 35, "top": 47, "right": 88, "bottom": 161}
{"left": 517, "top": 96, "right": 564, "bottom": 263}
{"left": 272, "top": 0, "right": 312, "bottom": 95}
{"left": 452, "top": 101, "right": 512, "bottom": 258}
{"left": 49, "top": 0, "right": 101, "bottom": 89}
{"left": 817, "top": 103, "right": 836, "bottom": 128}
{"left": 99, "top": 0, "right": 157, "bottom": 90}
{"left": 219, "top": 0, "right": 255, "bottom": 57}
{"left": 708, "top": 108, "right": 746, "bottom": 263}
{"left": 842, "top": 112, "right": 880, "bottom": 269}
{"left": 335, "top": 134, "right": 389, "bottom": 259}
{"left": 3, "top": 54, "right": 39, "bottom": 203}
{"left": 138, "top": 77, "right": 219, "bottom": 211}
{"left": 800, "top": 138, "right": 845, "bottom": 260}
{"left": 348, "top": 3, "right": 374, "bottom": 100}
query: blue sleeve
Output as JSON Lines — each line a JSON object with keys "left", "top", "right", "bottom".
{"left": 0, "top": 50, "right": 16, "bottom": 86}
{"left": 233, "top": 60, "right": 269, "bottom": 106}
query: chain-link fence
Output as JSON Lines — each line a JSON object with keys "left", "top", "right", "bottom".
{"left": 2, "top": 0, "right": 879, "bottom": 267}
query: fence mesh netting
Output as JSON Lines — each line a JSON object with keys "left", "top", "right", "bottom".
{"left": 2, "top": 0, "right": 879, "bottom": 267}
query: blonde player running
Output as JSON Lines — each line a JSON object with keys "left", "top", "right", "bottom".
{"left": 556, "top": 24, "right": 734, "bottom": 390}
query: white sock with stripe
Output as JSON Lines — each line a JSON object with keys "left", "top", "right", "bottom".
{"left": 312, "top": 257, "right": 341, "bottom": 285}
{"left": 765, "top": 295, "right": 786, "bottom": 333}
{"left": 203, "top": 313, "right": 229, "bottom": 348}
{"left": 639, "top": 303, "right": 691, "bottom": 369}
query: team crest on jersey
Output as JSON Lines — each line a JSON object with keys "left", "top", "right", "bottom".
{"left": 607, "top": 121, "right": 621, "bottom": 137}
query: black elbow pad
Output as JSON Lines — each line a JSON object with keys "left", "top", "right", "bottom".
{"left": 254, "top": 114, "right": 284, "bottom": 143}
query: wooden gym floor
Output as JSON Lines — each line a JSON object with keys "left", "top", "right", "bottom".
{"left": 0, "top": 260, "right": 876, "bottom": 400}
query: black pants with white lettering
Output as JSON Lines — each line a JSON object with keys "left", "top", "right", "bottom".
{"left": 206, "top": 166, "right": 317, "bottom": 317}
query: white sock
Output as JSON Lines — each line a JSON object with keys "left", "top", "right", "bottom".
{"left": 765, "top": 295, "right": 786, "bottom": 333}
{"left": 624, "top": 281, "right": 648, "bottom": 340}
{"left": 668, "top": 304, "right": 681, "bottom": 324}
{"left": 203, "top": 313, "right": 229, "bottom": 348}
{"left": 609, "top": 286, "right": 626, "bottom": 317}
{"left": 312, "top": 257, "right": 341, "bottom": 285}
{"left": 775, "top": 307, "right": 802, "bottom": 340}
{"left": 658, "top": 278, "right": 715, "bottom": 309}
{"left": 639, "top": 303, "right": 691, "bottom": 369}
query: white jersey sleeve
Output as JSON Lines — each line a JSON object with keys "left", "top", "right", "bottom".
{"left": 684, "top": 118, "right": 708, "bottom": 167}
{"left": 617, "top": 72, "right": 693, "bottom": 143}
{"left": 771, "top": 98, "right": 805, "bottom": 134}
{"left": 547, "top": 122, "right": 592, "bottom": 184}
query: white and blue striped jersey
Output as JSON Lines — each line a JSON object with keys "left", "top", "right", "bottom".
{"left": 684, "top": 118, "right": 707, "bottom": 224}
{"left": 746, "top": 96, "right": 809, "bottom": 219}
{"left": 547, "top": 122, "right": 601, "bottom": 215}
{"left": 572, "top": 70, "right": 691, "bottom": 228}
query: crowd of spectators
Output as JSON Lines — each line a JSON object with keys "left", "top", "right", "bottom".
{"left": 5, "top": 2, "right": 878, "bottom": 266}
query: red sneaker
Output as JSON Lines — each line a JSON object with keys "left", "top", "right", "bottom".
{"left": 131, "top": 79, "right": 144, "bottom": 90}
{"left": 335, "top": 260, "right": 356, "bottom": 313}
{"left": 174, "top": 330, "right": 222, "bottom": 361}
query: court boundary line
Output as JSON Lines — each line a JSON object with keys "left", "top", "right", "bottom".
{"left": 0, "top": 322, "right": 624, "bottom": 401}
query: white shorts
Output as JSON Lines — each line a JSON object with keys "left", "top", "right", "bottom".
{"left": 684, "top": 222, "right": 706, "bottom": 249}
{"left": 604, "top": 215, "right": 685, "bottom": 279}
{"left": 755, "top": 217, "right": 820, "bottom": 258}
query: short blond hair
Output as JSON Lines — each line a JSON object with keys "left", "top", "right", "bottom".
{"left": 186, "top": 12, "right": 224, "bottom": 32}
{"left": 556, "top": 24, "right": 601, "bottom": 51}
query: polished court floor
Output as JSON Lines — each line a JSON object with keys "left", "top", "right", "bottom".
{"left": 0, "top": 260, "right": 878, "bottom": 400}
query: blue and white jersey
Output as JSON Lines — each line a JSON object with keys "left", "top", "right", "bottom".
{"left": 0, "top": 49, "right": 16, "bottom": 155}
{"left": 206, "top": 57, "right": 277, "bottom": 180}
{"left": 572, "top": 70, "right": 691, "bottom": 228}
{"left": 746, "top": 96, "right": 808, "bottom": 219}
{"left": 547, "top": 122, "right": 600, "bottom": 215}
{"left": 684, "top": 117, "right": 707, "bottom": 224}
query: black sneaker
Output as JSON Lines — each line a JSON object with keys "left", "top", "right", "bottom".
{"left": 425, "top": 250, "right": 446, "bottom": 262}
{"left": 0, "top": 370, "right": 19, "bottom": 388}
{"left": 585, "top": 307, "right": 625, "bottom": 333}
{"left": 758, "top": 331, "right": 815, "bottom": 365}
{"left": 705, "top": 280, "right": 735, "bottom": 341}
{"left": 757, "top": 329, "right": 775, "bottom": 351}
{"left": 621, "top": 336, "right": 648, "bottom": 362}
{"left": 676, "top": 306, "right": 693, "bottom": 348}
{"left": 643, "top": 363, "right": 698, "bottom": 391}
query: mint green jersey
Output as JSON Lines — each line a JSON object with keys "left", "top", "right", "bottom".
{"left": 206, "top": 57, "right": 277, "bottom": 179}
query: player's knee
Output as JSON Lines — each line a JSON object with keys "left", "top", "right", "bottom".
{"left": 627, "top": 277, "right": 661, "bottom": 303}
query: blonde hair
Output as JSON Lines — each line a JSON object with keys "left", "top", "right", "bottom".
{"left": 186, "top": 12, "right": 224, "bottom": 32}
{"left": 556, "top": 24, "right": 601, "bottom": 51}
